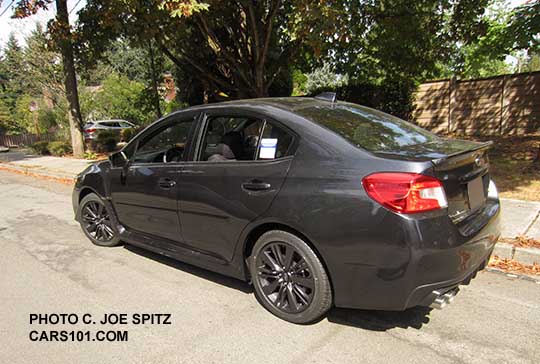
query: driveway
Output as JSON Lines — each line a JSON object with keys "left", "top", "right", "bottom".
{"left": 0, "top": 170, "right": 539, "bottom": 364}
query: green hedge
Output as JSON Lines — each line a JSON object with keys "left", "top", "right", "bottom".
{"left": 30, "top": 141, "right": 50, "bottom": 155}
{"left": 49, "top": 141, "right": 72, "bottom": 156}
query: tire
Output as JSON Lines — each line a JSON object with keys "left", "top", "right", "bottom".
{"left": 78, "top": 193, "right": 121, "bottom": 247}
{"left": 249, "top": 230, "right": 332, "bottom": 324}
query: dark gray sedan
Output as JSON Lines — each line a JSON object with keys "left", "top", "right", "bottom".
{"left": 72, "top": 95, "right": 500, "bottom": 324}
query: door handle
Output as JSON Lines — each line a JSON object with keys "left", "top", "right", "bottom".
{"left": 242, "top": 180, "right": 271, "bottom": 191}
{"left": 158, "top": 178, "right": 176, "bottom": 189}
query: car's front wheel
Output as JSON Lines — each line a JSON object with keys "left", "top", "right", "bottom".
{"left": 78, "top": 193, "right": 121, "bottom": 247}
{"left": 249, "top": 230, "right": 332, "bottom": 324}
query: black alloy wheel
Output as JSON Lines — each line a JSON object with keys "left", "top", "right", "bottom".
{"left": 256, "top": 242, "right": 315, "bottom": 313}
{"left": 79, "top": 193, "right": 120, "bottom": 247}
{"left": 249, "top": 230, "right": 332, "bottom": 324}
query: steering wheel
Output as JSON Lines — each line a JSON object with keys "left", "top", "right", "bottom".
{"left": 163, "top": 146, "right": 184, "bottom": 163}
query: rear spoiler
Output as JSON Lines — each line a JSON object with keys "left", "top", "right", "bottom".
{"left": 432, "top": 141, "right": 493, "bottom": 169}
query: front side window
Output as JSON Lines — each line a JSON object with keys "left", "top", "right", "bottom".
{"left": 133, "top": 118, "right": 194, "bottom": 164}
{"left": 198, "top": 115, "right": 294, "bottom": 162}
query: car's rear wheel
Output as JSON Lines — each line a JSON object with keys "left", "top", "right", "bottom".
{"left": 249, "top": 230, "right": 332, "bottom": 324}
{"left": 79, "top": 193, "right": 120, "bottom": 247}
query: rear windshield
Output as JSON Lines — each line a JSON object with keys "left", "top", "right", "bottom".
{"left": 296, "top": 103, "right": 439, "bottom": 152}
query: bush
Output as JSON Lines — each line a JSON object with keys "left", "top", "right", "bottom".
{"left": 48, "top": 141, "right": 72, "bottom": 156}
{"left": 83, "top": 151, "right": 98, "bottom": 160}
{"left": 31, "top": 141, "right": 50, "bottom": 155}
{"left": 96, "top": 130, "right": 119, "bottom": 153}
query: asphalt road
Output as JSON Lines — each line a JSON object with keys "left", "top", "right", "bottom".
{"left": 1, "top": 170, "right": 539, "bottom": 364}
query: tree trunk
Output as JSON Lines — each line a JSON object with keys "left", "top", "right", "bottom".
{"left": 55, "top": 0, "right": 84, "bottom": 158}
{"left": 148, "top": 40, "right": 162, "bottom": 119}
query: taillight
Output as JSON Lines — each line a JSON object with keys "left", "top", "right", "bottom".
{"left": 362, "top": 172, "right": 448, "bottom": 214}
{"left": 85, "top": 128, "right": 96, "bottom": 133}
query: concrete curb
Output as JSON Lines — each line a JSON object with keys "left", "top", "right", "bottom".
{"left": 485, "top": 267, "right": 540, "bottom": 283}
{"left": 492, "top": 242, "right": 540, "bottom": 265}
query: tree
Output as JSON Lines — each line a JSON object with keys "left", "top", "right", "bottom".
{"left": 76, "top": 0, "right": 345, "bottom": 101}
{"left": 0, "top": 34, "right": 26, "bottom": 112}
{"left": 12, "top": 0, "right": 85, "bottom": 157}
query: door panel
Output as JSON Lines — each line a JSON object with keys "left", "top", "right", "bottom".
{"left": 109, "top": 113, "right": 197, "bottom": 243}
{"left": 178, "top": 158, "right": 292, "bottom": 261}
{"left": 111, "top": 165, "right": 182, "bottom": 242}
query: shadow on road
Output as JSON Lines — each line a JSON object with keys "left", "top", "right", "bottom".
{"left": 327, "top": 306, "right": 432, "bottom": 331}
{"left": 125, "top": 244, "right": 432, "bottom": 330}
{"left": 124, "top": 245, "right": 253, "bottom": 294}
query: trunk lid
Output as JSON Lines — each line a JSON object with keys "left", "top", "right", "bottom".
{"left": 374, "top": 138, "right": 492, "bottom": 222}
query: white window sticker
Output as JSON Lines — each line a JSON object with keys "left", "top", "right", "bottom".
{"left": 259, "top": 138, "right": 278, "bottom": 159}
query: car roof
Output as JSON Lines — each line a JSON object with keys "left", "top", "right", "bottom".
{"left": 188, "top": 97, "right": 341, "bottom": 113}
{"left": 92, "top": 119, "right": 131, "bottom": 124}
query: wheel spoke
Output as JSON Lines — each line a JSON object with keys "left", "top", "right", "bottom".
{"left": 286, "top": 285, "right": 299, "bottom": 311}
{"left": 86, "top": 222, "right": 98, "bottom": 232}
{"left": 275, "top": 285, "right": 287, "bottom": 308}
{"left": 85, "top": 205, "right": 98, "bottom": 219}
{"left": 292, "top": 258, "right": 308, "bottom": 273}
{"left": 261, "top": 251, "right": 281, "bottom": 271}
{"left": 262, "top": 279, "right": 280, "bottom": 295}
{"left": 291, "top": 275, "right": 314, "bottom": 289}
{"left": 270, "top": 244, "right": 283, "bottom": 267}
{"left": 102, "top": 224, "right": 114, "bottom": 238}
{"left": 282, "top": 245, "right": 294, "bottom": 270}
{"left": 259, "top": 266, "right": 279, "bottom": 280}
{"left": 293, "top": 285, "right": 311, "bottom": 305}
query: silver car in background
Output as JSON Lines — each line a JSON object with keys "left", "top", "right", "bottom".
{"left": 83, "top": 120, "right": 135, "bottom": 141}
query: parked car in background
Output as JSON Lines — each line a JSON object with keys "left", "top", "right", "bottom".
{"left": 83, "top": 120, "right": 135, "bottom": 141}
{"left": 73, "top": 94, "right": 500, "bottom": 324}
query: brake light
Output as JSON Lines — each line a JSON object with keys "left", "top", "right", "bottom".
{"left": 362, "top": 173, "right": 448, "bottom": 214}
{"left": 85, "top": 128, "right": 96, "bottom": 133}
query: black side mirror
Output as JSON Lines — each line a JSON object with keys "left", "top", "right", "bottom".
{"left": 109, "top": 151, "right": 129, "bottom": 168}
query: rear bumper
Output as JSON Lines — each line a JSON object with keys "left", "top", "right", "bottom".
{"left": 329, "top": 198, "right": 500, "bottom": 311}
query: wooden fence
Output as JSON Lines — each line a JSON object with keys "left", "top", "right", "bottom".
{"left": 0, "top": 132, "right": 56, "bottom": 147}
{"left": 413, "top": 71, "right": 540, "bottom": 136}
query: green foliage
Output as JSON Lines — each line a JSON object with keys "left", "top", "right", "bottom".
{"left": 305, "top": 64, "right": 349, "bottom": 95}
{"left": 83, "top": 151, "right": 98, "bottom": 160}
{"left": 0, "top": 34, "right": 25, "bottom": 111}
{"left": 0, "top": 98, "right": 18, "bottom": 134}
{"left": 81, "top": 74, "right": 154, "bottom": 125}
{"left": 96, "top": 130, "right": 119, "bottom": 153}
{"left": 30, "top": 141, "right": 50, "bottom": 155}
{"left": 48, "top": 140, "right": 72, "bottom": 156}
{"left": 13, "top": 95, "right": 59, "bottom": 134}
{"left": 159, "top": 0, "right": 209, "bottom": 18}
{"left": 162, "top": 99, "right": 185, "bottom": 116}
{"left": 291, "top": 69, "right": 308, "bottom": 96}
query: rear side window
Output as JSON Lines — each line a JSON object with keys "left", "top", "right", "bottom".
{"left": 197, "top": 115, "right": 294, "bottom": 162}
{"left": 296, "top": 103, "right": 439, "bottom": 152}
{"left": 258, "top": 122, "right": 293, "bottom": 160}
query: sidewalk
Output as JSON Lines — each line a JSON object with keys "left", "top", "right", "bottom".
{"left": 1, "top": 151, "right": 539, "bottom": 268}
{"left": 0, "top": 150, "right": 93, "bottom": 182}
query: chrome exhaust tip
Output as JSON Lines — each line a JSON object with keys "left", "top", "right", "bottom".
{"left": 430, "top": 288, "right": 459, "bottom": 310}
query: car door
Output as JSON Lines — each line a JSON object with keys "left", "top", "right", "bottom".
{"left": 178, "top": 110, "right": 296, "bottom": 262}
{"left": 110, "top": 113, "right": 197, "bottom": 242}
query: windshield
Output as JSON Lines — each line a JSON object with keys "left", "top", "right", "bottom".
{"left": 296, "top": 103, "right": 440, "bottom": 152}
